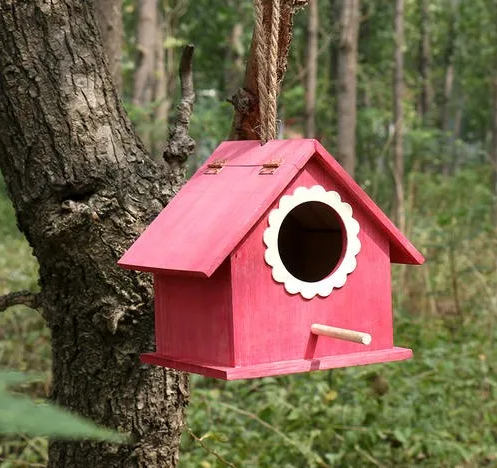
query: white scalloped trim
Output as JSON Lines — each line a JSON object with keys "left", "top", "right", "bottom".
{"left": 263, "top": 185, "right": 361, "bottom": 299}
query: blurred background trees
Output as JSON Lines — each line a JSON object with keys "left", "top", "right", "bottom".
{"left": 1, "top": 0, "right": 496, "bottom": 466}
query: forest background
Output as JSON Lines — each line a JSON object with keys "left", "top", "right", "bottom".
{"left": 1, "top": 0, "right": 497, "bottom": 467}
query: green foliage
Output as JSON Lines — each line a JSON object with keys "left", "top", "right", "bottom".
{"left": 181, "top": 309, "right": 497, "bottom": 468}
{"left": 188, "top": 94, "right": 234, "bottom": 173}
{"left": 0, "top": 372, "right": 127, "bottom": 443}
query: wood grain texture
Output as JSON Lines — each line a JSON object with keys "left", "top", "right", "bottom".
{"left": 119, "top": 139, "right": 424, "bottom": 276}
{"left": 141, "top": 347, "right": 412, "bottom": 380}
{"left": 230, "top": 159, "right": 395, "bottom": 366}
{"left": 153, "top": 260, "right": 234, "bottom": 367}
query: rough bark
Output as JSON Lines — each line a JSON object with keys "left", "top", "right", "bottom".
{"left": 163, "top": 45, "right": 196, "bottom": 182}
{"left": 230, "top": 0, "right": 310, "bottom": 140}
{"left": 393, "top": 0, "right": 405, "bottom": 231}
{"left": 0, "top": 1, "right": 189, "bottom": 467}
{"left": 419, "top": 0, "right": 432, "bottom": 123}
{"left": 304, "top": 0, "right": 319, "bottom": 138}
{"left": 93, "top": 0, "right": 123, "bottom": 92}
{"left": 336, "top": 0, "right": 360, "bottom": 176}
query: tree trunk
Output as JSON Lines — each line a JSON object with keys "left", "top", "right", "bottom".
{"left": 441, "top": 64, "right": 454, "bottom": 133}
{"left": 133, "top": 0, "right": 158, "bottom": 151}
{"left": 439, "top": 8, "right": 457, "bottom": 175}
{"left": 450, "top": 97, "right": 463, "bottom": 172}
{"left": 230, "top": 0, "right": 311, "bottom": 140}
{"left": 153, "top": 9, "right": 170, "bottom": 158}
{"left": 440, "top": 10, "right": 456, "bottom": 134}
{"left": 93, "top": 0, "right": 123, "bottom": 92}
{"left": 393, "top": 0, "right": 405, "bottom": 231}
{"left": 225, "top": 22, "right": 245, "bottom": 98}
{"left": 336, "top": 0, "right": 360, "bottom": 176}
{"left": 492, "top": 75, "right": 497, "bottom": 226}
{"left": 0, "top": 2, "right": 189, "bottom": 467}
{"left": 133, "top": 0, "right": 158, "bottom": 108}
{"left": 304, "top": 0, "right": 319, "bottom": 138}
{"left": 419, "top": 0, "right": 432, "bottom": 124}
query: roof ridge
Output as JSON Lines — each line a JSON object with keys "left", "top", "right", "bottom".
{"left": 118, "top": 139, "right": 423, "bottom": 276}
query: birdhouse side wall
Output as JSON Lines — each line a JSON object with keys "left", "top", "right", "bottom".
{"left": 153, "top": 260, "right": 235, "bottom": 367}
{"left": 230, "top": 158, "right": 394, "bottom": 367}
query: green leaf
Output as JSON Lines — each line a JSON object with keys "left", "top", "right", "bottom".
{"left": 0, "top": 371, "right": 127, "bottom": 442}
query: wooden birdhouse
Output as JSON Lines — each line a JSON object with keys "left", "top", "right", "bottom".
{"left": 118, "top": 139, "right": 424, "bottom": 380}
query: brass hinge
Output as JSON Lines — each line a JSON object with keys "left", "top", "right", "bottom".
{"left": 204, "top": 159, "right": 227, "bottom": 175}
{"left": 259, "top": 158, "right": 283, "bottom": 175}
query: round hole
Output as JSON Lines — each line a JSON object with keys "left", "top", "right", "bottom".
{"left": 277, "top": 201, "right": 346, "bottom": 282}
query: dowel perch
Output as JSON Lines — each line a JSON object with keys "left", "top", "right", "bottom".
{"left": 311, "top": 324, "right": 372, "bottom": 345}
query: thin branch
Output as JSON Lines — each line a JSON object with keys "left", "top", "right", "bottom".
{"left": 163, "top": 44, "right": 196, "bottom": 178}
{"left": 218, "top": 401, "right": 331, "bottom": 468}
{"left": 0, "top": 290, "right": 41, "bottom": 313}
{"left": 185, "top": 426, "right": 239, "bottom": 468}
{"left": 354, "top": 444, "right": 387, "bottom": 468}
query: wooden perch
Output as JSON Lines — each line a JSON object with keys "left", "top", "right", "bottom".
{"left": 0, "top": 290, "right": 41, "bottom": 313}
{"left": 311, "top": 324, "right": 372, "bottom": 345}
{"left": 163, "top": 44, "right": 196, "bottom": 178}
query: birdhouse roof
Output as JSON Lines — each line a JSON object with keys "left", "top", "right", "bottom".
{"left": 118, "top": 139, "right": 424, "bottom": 277}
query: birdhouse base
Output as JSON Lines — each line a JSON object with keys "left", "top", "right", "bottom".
{"left": 141, "top": 347, "right": 412, "bottom": 380}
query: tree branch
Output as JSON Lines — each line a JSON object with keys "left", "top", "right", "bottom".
{"left": 163, "top": 44, "right": 196, "bottom": 179}
{"left": 229, "top": 0, "right": 310, "bottom": 140}
{"left": 0, "top": 290, "right": 41, "bottom": 313}
{"left": 186, "top": 427, "right": 238, "bottom": 468}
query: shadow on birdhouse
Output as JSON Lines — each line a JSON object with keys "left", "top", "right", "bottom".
{"left": 119, "top": 139, "right": 424, "bottom": 380}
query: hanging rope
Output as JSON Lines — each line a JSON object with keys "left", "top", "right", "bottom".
{"left": 254, "top": 0, "right": 269, "bottom": 142}
{"left": 254, "top": 0, "right": 281, "bottom": 142}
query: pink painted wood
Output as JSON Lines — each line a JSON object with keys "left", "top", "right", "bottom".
{"left": 118, "top": 138, "right": 424, "bottom": 379}
{"left": 141, "top": 347, "right": 413, "bottom": 380}
{"left": 230, "top": 159, "right": 395, "bottom": 367}
{"left": 154, "top": 260, "right": 234, "bottom": 367}
{"left": 118, "top": 139, "right": 424, "bottom": 276}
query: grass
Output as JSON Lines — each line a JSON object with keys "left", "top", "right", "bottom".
{"left": 0, "top": 168, "right": 496, "bottom": 468}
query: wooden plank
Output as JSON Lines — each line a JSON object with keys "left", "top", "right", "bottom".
{"left": 141, "top": 347, "right": 413, "bottom": 380}
{"left": 119, "top": 138, "right": 423, "bottom": 277}
{"left": 230, "top": 159, "right": 395, "bottom": 367}
{"left": 154, "top": 261, "right": 235, "bottom": 367}
{"left": 118, "top": 140, "right": 316, "bottom": 276}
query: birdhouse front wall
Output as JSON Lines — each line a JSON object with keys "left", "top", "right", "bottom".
{"left": 154, "top": 260, "right": 234, "bottom": 367}
{"left": 230, "top": 157, "right": 394, "bottom": 367}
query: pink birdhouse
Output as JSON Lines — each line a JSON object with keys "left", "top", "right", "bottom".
{"left": 118, "top": 139, "right": 424, "bottom": 380}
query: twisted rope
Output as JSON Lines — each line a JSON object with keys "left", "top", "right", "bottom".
{"left": 254, "top": 0, "right": 269, "bottom": 141}
{"left": 266, "top": 0, "right": 280, "bottom": 141}
{"left": 254, "top": 0, "right": 281, "bottom": 142}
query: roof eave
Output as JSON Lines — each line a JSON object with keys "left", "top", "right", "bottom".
{"left": 117, "top": 259, "right": 210, "bottom": 278}
{"left": 312, "top": 140, "right": 425, "bottom": 266}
